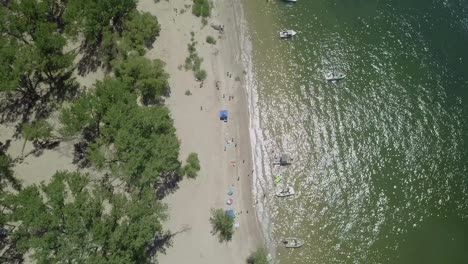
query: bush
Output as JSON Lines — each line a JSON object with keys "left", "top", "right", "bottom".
{"left": 206, "top": 35, "right": 216, "bottom": 45}
{"left": 210, "top": 208, "right": 234, "bottom": 242}
{"left": 184, "top": 152, "right": 200, "bottom": 178}
{"left": 247, "top": 248, "right": 269, "bottom": 264}
{"left": 195, "top": 69, "right": 207, "bottom": 81}
{"left": 192, "top": 0, "right": 211, "bottom": 17}
{"left": 185, "top": 90, "right": 192, "bottom": 96}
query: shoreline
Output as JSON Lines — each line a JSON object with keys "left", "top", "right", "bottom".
{"left": 138, "top": 0, "right": 266, "bottom": 262}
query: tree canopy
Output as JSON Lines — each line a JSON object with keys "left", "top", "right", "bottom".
{"left": 0, "top": 0, "right": 77, "bottom": 120}
{"left": 6, "top": 171, "right": 168, "bottom": 263}
{"left": 60, "top": 72, "right": 181, "bottom": 190}
{"left": 114, "top": 56, "right": 169, "bottom": 105}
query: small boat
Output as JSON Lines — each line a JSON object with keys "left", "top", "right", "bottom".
{"left": 282, "top": 238, "right": 304, "bottom": 248}
{"left": 284, "top": 0, "right": 297, "bottom": 2}
{"left": 324, "top": 72, "right": 346, "bottom": 82}
{"left": 279, "top": 30, "right": 297, "bottom": 39}
{"left": 276, "top": 186, "right": 295, "bottom": 197}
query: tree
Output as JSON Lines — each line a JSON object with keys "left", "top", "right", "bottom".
{"left": 21, "top": 119, "right": 53, "bottom": 156}
{"left": 0, "top": 153, "right": 21, "bottom": 192}
{"left": 209, "top": 208, "right": 234, "bottom": 242}
{"left": 247, "top": 248, "right": 269, "bottom": 264}
{"left": 114, "top": 56, "right": 169, "bottom": 105}
{"left": 59, "top": 78, "right": 137, "bottom": 139}
{"left": 0, "top": 1, "right": 77, "bottom": 120}
{"left": 60, "top": 77, "right": 181, "bottom": 191}
{"left": 183, "top": 152, "right": 200, "bottom": 178}
{"left": 121, "top": 11, "right": 161, "bottom": 55}
{"left": 7, "top": 171, "right": 169, "bottom": 263}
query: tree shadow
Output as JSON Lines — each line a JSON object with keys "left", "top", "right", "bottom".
{"left": 147, "top": 226, "right": 191, "bottom": 257}
{"left": 154, "top": 171, "right": 182, "bottom": 200}
{"left": 0, "top": 74, "right": 79, "bottom": 129}
{"left": 77, "top": 41, "right": 102, "bottom": 76}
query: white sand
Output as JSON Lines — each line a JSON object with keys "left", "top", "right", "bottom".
{"left": 138, "top": 0, "right": 265, "bottom": 263}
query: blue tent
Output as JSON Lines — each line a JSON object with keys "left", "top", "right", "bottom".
{"left": 219, "top": 110, "right": 228, "bottom": 122}
{"left": 225, "top": 209, "right": 236, "bottom": 219}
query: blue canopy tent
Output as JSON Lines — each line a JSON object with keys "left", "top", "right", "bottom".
{"left": 219, "top": 110, "right": 228, "bottom": 122}
{"left": 225, "top": 209, "right": 236, "bottom": 219}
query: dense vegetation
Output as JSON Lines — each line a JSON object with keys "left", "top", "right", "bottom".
{"left": 210, "top": 208, "right": 234, "bottom": 242}
{"left": 247, "top": 248, "right": 269, "bottom": 264}
{"left": 5, "top": 171, "right": 169, "bottom": 263}
{"left": 0, "top": 0, "right": 197, "bottom": 262}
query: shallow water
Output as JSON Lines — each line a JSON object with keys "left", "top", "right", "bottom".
{"left": 243, "top": 0, "right": 468, "bottom": 263}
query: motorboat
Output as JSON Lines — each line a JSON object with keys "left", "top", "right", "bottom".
{"left": 282, "top": 238, "right": 304, "bottom": 248}
{"left": 324, "top": 71, "right": 346, "bottom": 82}
{"left": 284, "top": 0, "right": 297, "bottom": 2}
{"left": 279, "top": 30, "right": 297, "bottom": 39}
{"left": 276, "top": 186, "right": 295, "bottom": 197}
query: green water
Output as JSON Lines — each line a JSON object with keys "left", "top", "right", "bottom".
{"left": 243, "top": 0, "right": 468, "bottom": 263}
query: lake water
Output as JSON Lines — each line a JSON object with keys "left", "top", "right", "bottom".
{"left": 243, "top": 0, "right": 468, "bottom": 263}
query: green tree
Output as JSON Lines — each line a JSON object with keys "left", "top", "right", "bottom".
{"left": 209, "top": 208, "right": 234, "bottom": 242}
{"left": 0, "top": 152, "right": 21, "bottom": 192}
{"left": 121, "top": 11, "right": 161, "bottom": 55}
{"left": 65, "top": 0, "right": 137, "bottom": 43}
{"left": 60, "top": 77, "right": 181, "bottom": 191}
{"left": 21, "top": 119, "right": 53, "bottom": 156}
{"left": 7, "top": 171, "right": 168, "bottom": 263}
{"left": 114, "top": 56, "right": 169, "bottom": 105}
{"left": 247, "top": 248, "right": 269, "bottom": 264}
{"left": 184, "top": 152, "right": 200, "bottom": 178}
{"left": 0, "top": 1, "right": 77, "bottom": 119}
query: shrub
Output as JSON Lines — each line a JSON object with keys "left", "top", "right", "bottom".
{"left": 247, "top": 248, "right": 269, "bottom": 264}
{"left": 184, "top": 152, "right": 200, "bottom": 178}
{"left": 192, "top": 0, "right": 211, "bottom": 17}
{"left": 206, "top": 35, "right": 216, "bottom": 45}
{"left": 210, "top": 208, "right": 234, "bottom": 242}
{"left": 195, "top": 69, "right": 207, "bottom": 81}
{"left": 185, "top": 90, "right": 192, "bottom": 96}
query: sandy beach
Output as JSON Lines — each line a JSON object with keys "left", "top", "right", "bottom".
{"left": 138, "top": 0, "right": 265, "bottom": 262}
{"left": 0, "top": 0, "right": 264, "bottom": 262}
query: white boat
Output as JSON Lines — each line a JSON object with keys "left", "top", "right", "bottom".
{"left": 284, "top": 0, "right": 297, "bottom": 2}
{"left": 282, "top": 238, "right": 304, "bottom": 248}
{"left": 275, "top": 186, "right": 295, "bottom": 197}
{"left": 325, "top": 72, "right": 346, "bottom": 82}
{"left": 279, "top": 30, "right": 297, "bottom": 38}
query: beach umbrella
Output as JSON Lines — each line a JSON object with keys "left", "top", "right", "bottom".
{"left": 225, "top": 209, "right": 236, "bottom": 219}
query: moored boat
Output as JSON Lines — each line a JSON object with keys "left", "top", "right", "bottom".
{"left": 276, "top": 186, "right": 295, "bottom": 197}
{"left": 324, "top": 72, "right": 346, "bottom": 82}
{"left": 282, "top": 238, "right": 304, "bottom": 248}
{"left": 279, "top": 30, "right": 297, "bottom": 38}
